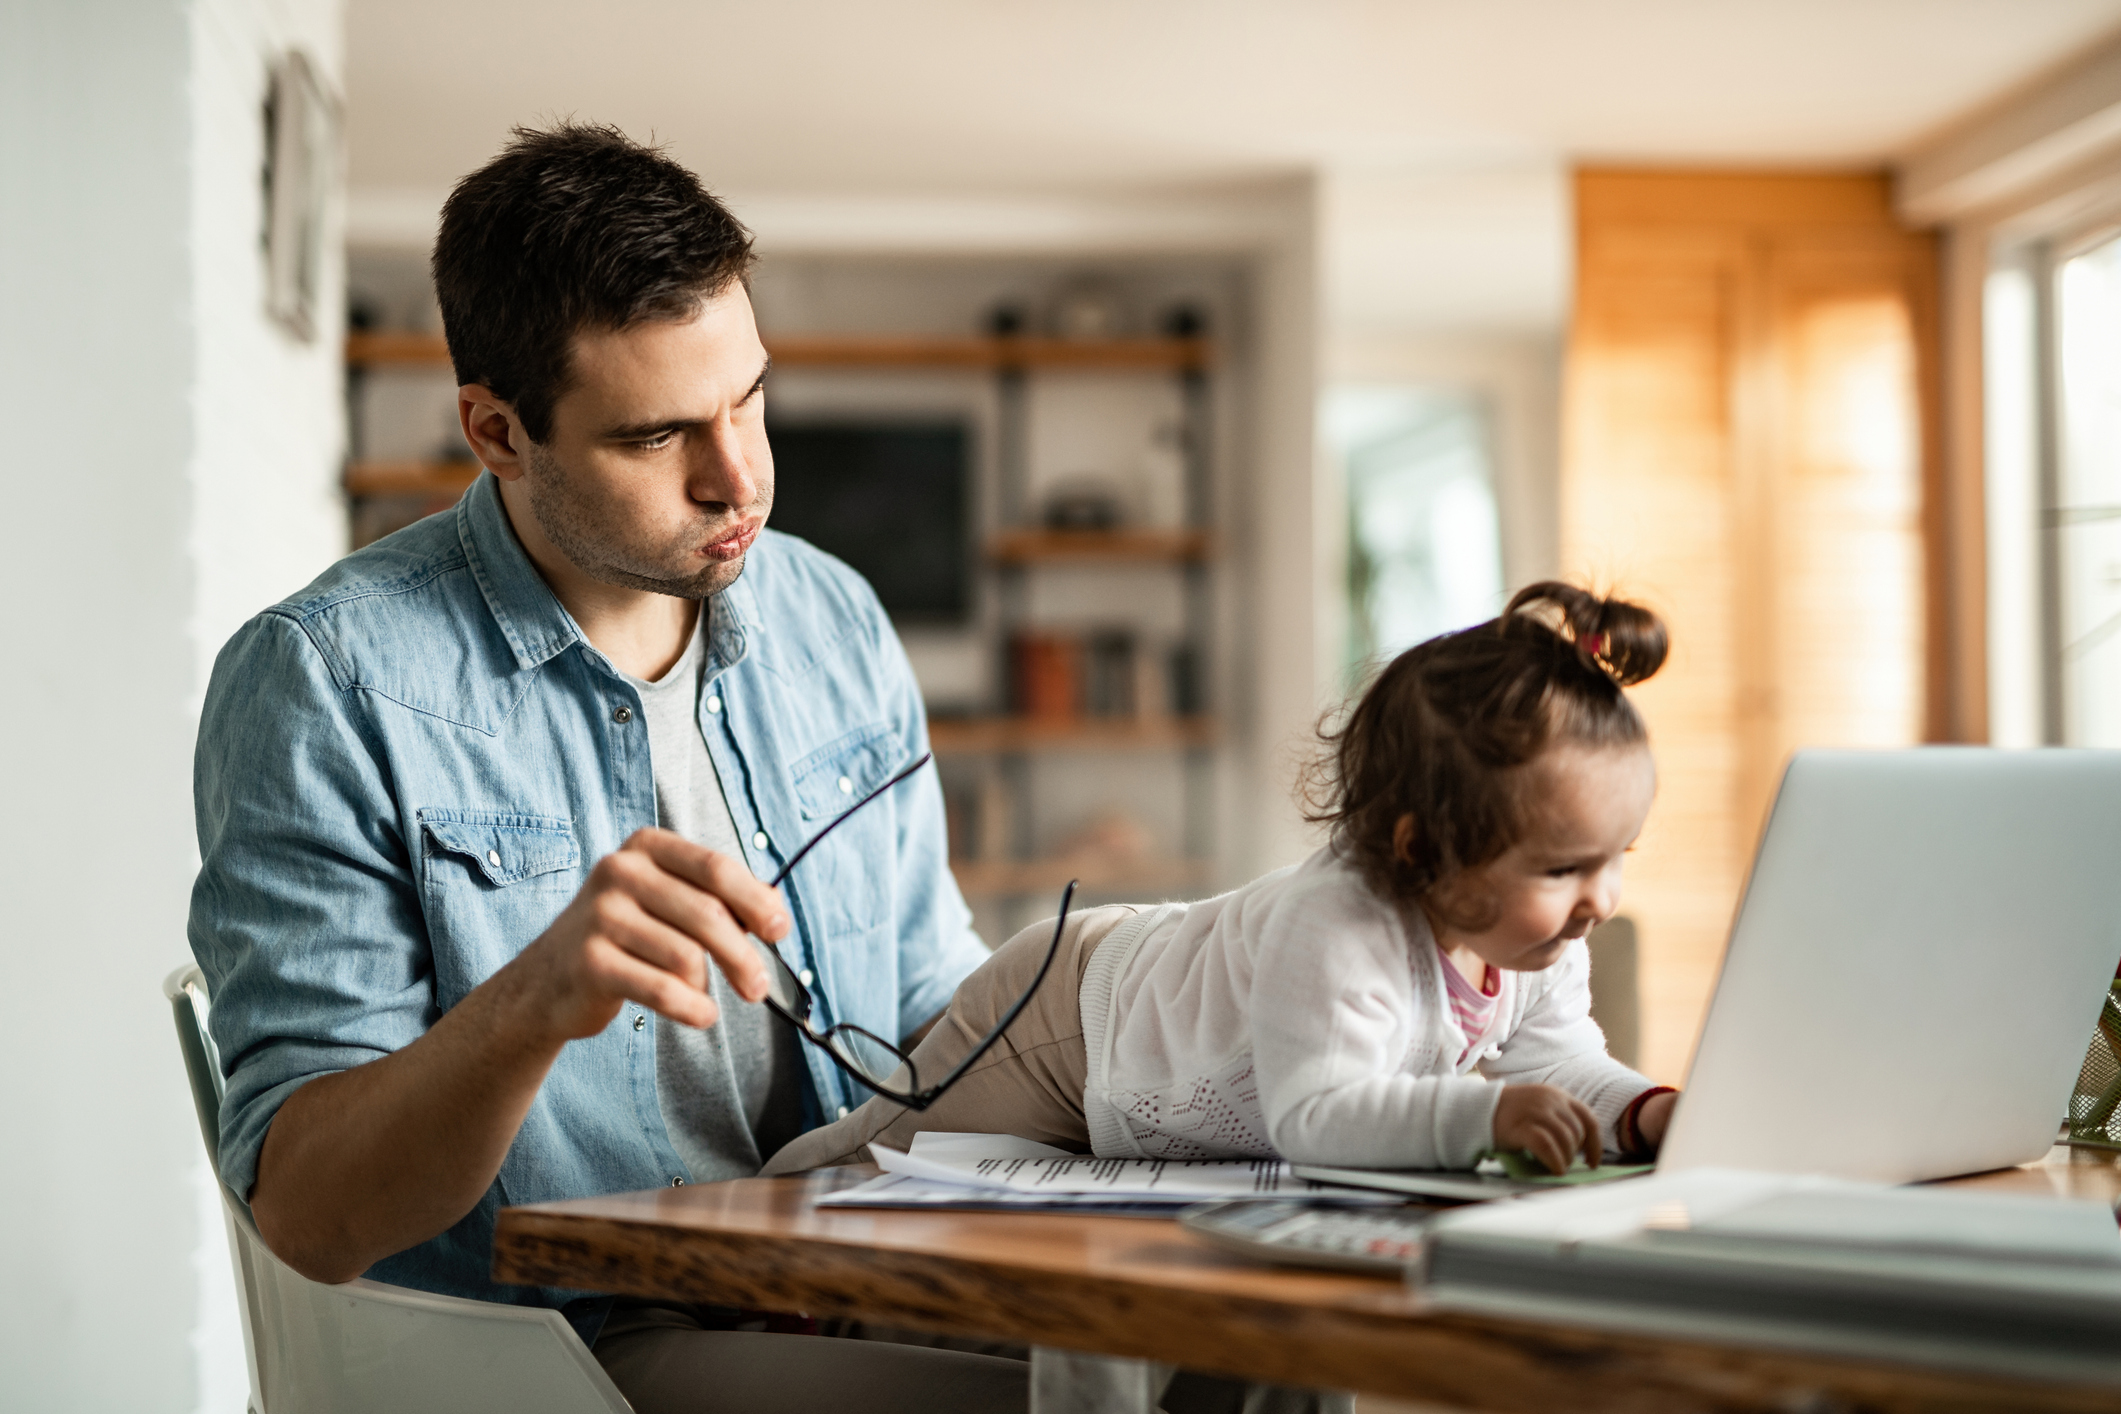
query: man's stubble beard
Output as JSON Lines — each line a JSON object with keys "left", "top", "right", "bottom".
{"left": 519, "top": 442, "right": 768, "bottom": 601}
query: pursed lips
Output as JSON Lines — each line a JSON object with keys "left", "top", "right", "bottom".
{"left": 700, "top": 519, "right": 760, "bottom": 561}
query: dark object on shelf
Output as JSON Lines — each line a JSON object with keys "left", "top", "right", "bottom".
{"left": 1167, "top": 644, "right": 1205, "bottom": 716}
{"left": 347, "top": 294, "right": 381, "bottom": 332}
{"left": 985, "top": 303, "right": 1028, "bottom": 337}
{"left": 1042, "top": 481, "right": 1124, "bottom": 531}
{"left": 350, "top": 493, "right": 458, "bottom": 550}
{"left": 1047, "top": 277, "right": 1128, "bottom": 340}
{"left": 766, "top": 419, "right": 971, "bottom": 624}
{"left": 1084, "top": 631, "right": 1138, "bottom": 718}
{"left": 1160, "top": 303, "right": 1207, "bottom": 339}
{"left": 1010, "top": 632, "right": 1082, "bottom": 720}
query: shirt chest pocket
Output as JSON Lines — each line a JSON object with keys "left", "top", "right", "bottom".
{"left": 418, "top": 809, "right": 581, "bottom": 1005}
{"left": 786, "top": 725, "right": 902, "bottom": 934}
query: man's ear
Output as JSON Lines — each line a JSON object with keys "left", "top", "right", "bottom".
{"left": 458, "top": 385, "right": 528, "bottom": 480}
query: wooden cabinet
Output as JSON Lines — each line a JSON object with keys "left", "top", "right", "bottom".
{"left": 1563, "top": 170, "right": 1941, "bottom": 1083}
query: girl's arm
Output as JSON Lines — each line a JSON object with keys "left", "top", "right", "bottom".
{"left": 1484, "top": 940, "right": 1670, "bottom": 1154}
{"left": 1246, "top": 884, "right": 1503, "bottom": 1169}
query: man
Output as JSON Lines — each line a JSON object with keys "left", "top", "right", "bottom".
{"left": 189, "top": 123, "right": 1019, "bottom": 1413}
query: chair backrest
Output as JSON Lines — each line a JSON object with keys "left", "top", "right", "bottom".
{"left": 1586, "top": 915, "right": 1640, "bottom": 1070}
{"left": 162, "top": 965, "right": 634, "bottom": 1414}
{"left": 166, "top": 966, "right": 226, "bottom": 1175}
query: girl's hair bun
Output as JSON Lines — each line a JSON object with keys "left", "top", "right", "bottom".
{"left": 1502, "top": 581, "right": 1668, "bottom": 688}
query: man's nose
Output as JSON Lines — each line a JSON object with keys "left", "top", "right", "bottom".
{"left": 688, "top": 418, "right": 758, "bottom": 510}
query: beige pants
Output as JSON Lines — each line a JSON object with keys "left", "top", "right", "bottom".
{"left": 762, "top": 905, "right": 1139, "bottom": 1174}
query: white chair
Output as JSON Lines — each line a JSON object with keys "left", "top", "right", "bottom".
{"left": 165, "top": 964, "right": 633, "bottom": 1414}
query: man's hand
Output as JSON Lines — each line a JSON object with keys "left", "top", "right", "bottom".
{"left": 1492, "top": 1083, "right": 1601, "bottom": 1176}
{"left": 251, "top": 828, "right": 791, "bottom": 1283}
{"left": 504, "top": 828, "right": 792, "bottom": 1041}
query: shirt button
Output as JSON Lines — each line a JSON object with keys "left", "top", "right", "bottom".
{"left": 486, "top": 850, "right": 501, "bottom": 866}
{"left": 752, "top": 831, "right": 769, "bottom": 850}
{"left": 798, "top": 968, "right": 814, "bottom": 987}
{"left": 836, "top": 1106, "right": 850, "bottom": 1120}
{"left": 612, "top": 705, "right": 633, "bottom": 724}
{"left": 671, "top": 1177, "right": 686, "bottom": 1187}
{"left": 837, "top": 776, "right": 854, "bottom": 794}
{"left": 705, "top": 695, "right": 722, "bottom": 714}
{"left": 633, "top": 1014, "right": 646, "bottom": 1032}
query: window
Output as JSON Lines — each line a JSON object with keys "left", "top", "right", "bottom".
{"left": 2056, "top": 232, "right": 2121, "bottom": 746}
{"left": 1987, "top": 227, "right": 2121, "bottom": 746}
{"left": 1322, "top": 386, "right": 1503, "bottom": 681}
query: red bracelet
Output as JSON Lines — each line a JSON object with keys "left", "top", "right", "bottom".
{"left": 1619, "top": 1086, "right": 1678, "bottom": 1157}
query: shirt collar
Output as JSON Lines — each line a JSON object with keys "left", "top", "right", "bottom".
{"left": 456, "top": 471, "right": 763, "bottom": 676}
{"left": 456, "top": 473, "right": 584, "bottom": 672}
{"left": 705, "top": 559, "right": 759, "bottom": 677}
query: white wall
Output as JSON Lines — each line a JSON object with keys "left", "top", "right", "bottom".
{"left": 0, "top": 2, "right": 344, "bottom": 1409}
{"left": 1313, "top": 163, "right": 1571, "bottom": 680}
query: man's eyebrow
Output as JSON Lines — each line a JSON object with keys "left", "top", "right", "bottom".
{"left": 597, "top": 357, "right": 773, "bottom": 441}
{"left": 600, "top": 415, "right": 702, "bottom": 441}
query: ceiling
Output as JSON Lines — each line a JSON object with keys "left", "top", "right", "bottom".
{"left": 348, "top": 0, "right": 2121, "bottom": 199}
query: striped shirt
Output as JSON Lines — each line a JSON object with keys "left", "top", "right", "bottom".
{"left": 1440, "top": 951, "right": 1501, "bottom": 1064}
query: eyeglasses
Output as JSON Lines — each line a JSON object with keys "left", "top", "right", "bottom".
{"left": 751, "top": 751, "right": 1077, "bottom": 1111}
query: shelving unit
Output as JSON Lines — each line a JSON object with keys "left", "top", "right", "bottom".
{"left": 342, "top": 326, "right": 1223, "bottom": 909}
{"left": 344, "top": 331, "right": 1211, "bottom": 372}
{"left": 926, "top": 715, "right": 1218, "bottom": 754}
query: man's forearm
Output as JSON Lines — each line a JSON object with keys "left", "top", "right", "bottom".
{"left": 250, "top": 967, "right": 564, "bottom": 1284}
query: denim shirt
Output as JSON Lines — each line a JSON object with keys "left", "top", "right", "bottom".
{"left": 188, "top": 474, "right": 987, "bottom": 1313}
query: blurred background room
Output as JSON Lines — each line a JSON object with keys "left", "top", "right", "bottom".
{"left": 8, "top": 1, "right": 2121, "bottom": 1407}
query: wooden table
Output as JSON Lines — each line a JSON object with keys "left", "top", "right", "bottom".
{"left": 493, "top": 1147, "right": 2121, "bottom": 1414}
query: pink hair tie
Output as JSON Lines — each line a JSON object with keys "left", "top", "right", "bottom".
{"left": 1582, "top": 632, "right": 1606, "bottom": 658}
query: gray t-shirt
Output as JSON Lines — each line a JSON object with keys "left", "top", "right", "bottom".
{"left": 621, "top": 604, "right": 806, "bottom": 1178}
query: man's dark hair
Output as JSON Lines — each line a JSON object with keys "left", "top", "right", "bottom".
{"left": 432, "top": 122, "right": 755, "bottom": 444}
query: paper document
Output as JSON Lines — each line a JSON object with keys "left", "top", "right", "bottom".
{"left": 816, "top": 1132, "right": 1401, "bottom": 1211}
{"left": 816, "top": 1171, "right": 1191, "bottom": 1216}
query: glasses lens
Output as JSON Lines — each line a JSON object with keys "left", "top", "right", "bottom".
{"left": 750, "top": 936, "right": 811, "bottom": 1022}
{"left": 825, "top": 1025, "right": 917, "bottom": 1093}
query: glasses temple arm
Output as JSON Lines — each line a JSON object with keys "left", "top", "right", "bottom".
{"left": 768, "top": 751, "right": 934, "bottom": 889}
{"left": 915, "top": 880, "right": 1079, "bottom": 1102}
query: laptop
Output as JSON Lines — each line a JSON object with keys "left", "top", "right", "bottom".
{"left": 1296, "top": 748, "right": 2121, "bottom": 1200}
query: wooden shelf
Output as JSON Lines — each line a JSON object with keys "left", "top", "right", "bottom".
{"left": 343, "top": 332, "right": 1213, "bottom": 372}
{"left": 989, "top": 528, "right": 1211, "bottom": 564}
{"left": 346, "top": 332, "right": 451, "bottom": 366}
{"left": 344, "top": 461, "right": 481, "bottom": 496}
{"left": 927, "top": 715, "right": 1218, "bottom": 754}
{"left": 767, "top": 334, "right": 1212, "bottom": 371}
{"left": 950, "top": 857, "right": 1211, "bottom": 898}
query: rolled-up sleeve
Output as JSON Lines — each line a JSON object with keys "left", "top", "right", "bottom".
{"left": 188, "top": 610, "right": 432, "bottom": 1202}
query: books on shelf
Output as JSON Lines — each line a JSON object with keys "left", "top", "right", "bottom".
{"left": 1006, "top": 628, "right": 1199, "bottom": 721}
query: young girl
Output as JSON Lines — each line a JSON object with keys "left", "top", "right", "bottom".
{"left": 765, "top": 582, "right": 1678, "bottom": 1178}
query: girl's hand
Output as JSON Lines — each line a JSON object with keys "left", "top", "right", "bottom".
{"left": 1492, "top": 1084, "right": 1600, "bottom": 1175}
{"left": 1634, "top": 1090, "right": 1678, "bottom": 1150}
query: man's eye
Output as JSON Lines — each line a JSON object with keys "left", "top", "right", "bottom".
{"left": 635, "top": 432, "right": 675, "bottom": 452}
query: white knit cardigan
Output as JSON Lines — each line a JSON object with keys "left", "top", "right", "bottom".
{"left": 1078, "top": 846, "right": 1656, "bottom": 1168}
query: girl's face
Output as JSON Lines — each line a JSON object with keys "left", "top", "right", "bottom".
{"left": 1423, "top": 743, "right": 1657, "bottom": 974}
